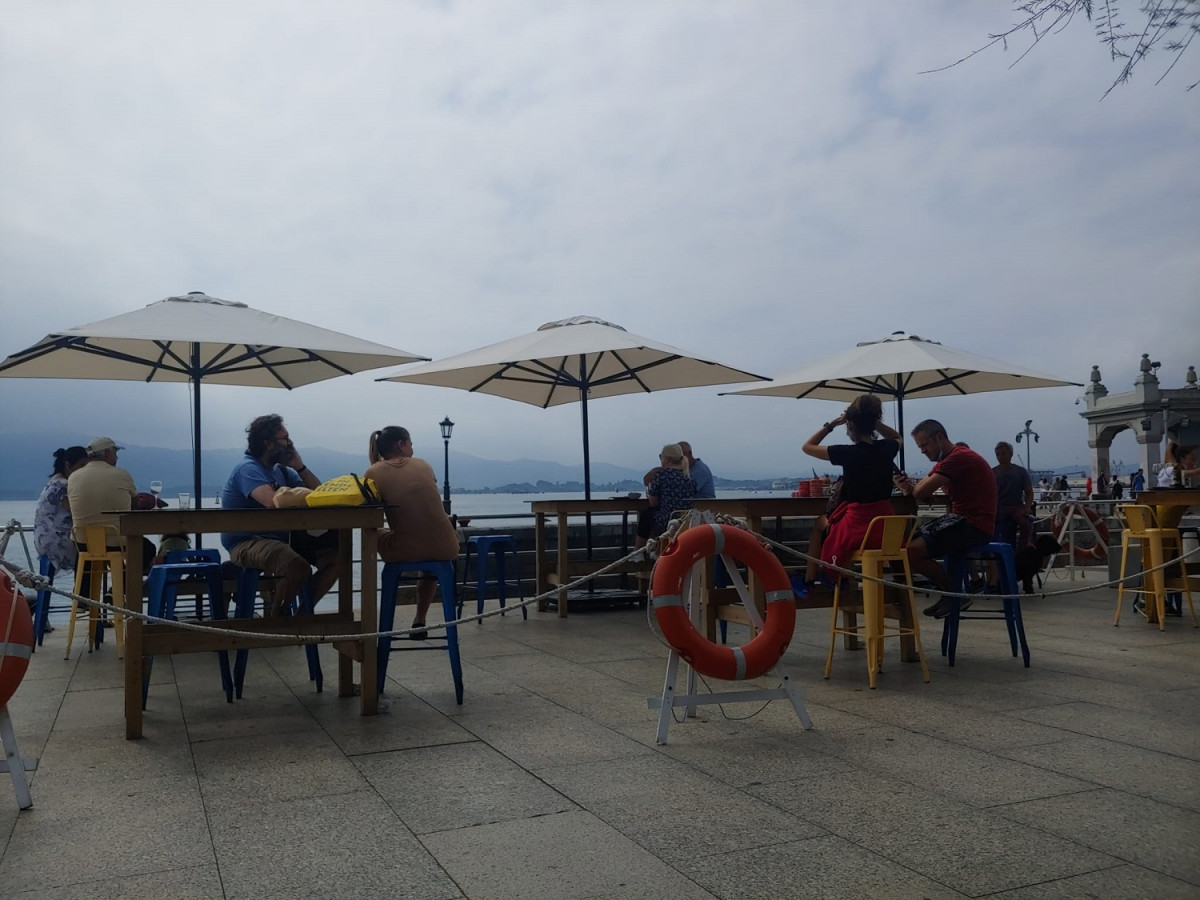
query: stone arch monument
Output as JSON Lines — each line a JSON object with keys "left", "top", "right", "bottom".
{"left": 1078, "top": 354, "right": 1200, "bottom": 484}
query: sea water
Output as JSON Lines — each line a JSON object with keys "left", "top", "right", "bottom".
{"left": 0, "top": 490, "right": 792, "bottom": 604}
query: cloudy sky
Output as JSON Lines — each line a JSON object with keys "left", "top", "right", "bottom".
{"left": 1, "top": 1, "right": 1196, "bottom": 480}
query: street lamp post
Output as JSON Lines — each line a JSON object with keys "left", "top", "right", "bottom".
{"left": 439, "top": 416, "right": 454, "bottom": 514}
{"left": 1014, "top": 419, "right": 1039, "bottom": 472}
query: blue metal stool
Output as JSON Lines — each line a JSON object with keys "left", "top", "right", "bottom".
{"left": 229, "top": 567, "right": 261, "bottom": 699}
{"left": 143, "top": 549, "right": 228, "bottom": 707}
{"left": 378, "top": 560, "right": 463, "bottom": 703}
{"left": 460, "top": 535, "right": 527, "bottom": 621}
{"left": 226, "top": 568, "right": 323, "bottom": 695}
{"left": 941, "top": 542, "right": 1030, "bottom": 667}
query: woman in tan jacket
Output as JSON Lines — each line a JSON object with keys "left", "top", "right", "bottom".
{"left": 365, "top": 426, "right": 460, "bottom": 638}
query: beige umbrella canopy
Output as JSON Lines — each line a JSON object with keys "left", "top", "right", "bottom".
{"left": 722, "top": 331, "right": 1080, "bottom": 468}
{"left": 378, "top": 315, "right": 769, "bottom": 499}
{"left": 0, "top": 292, "right": 428, "bottom": 502}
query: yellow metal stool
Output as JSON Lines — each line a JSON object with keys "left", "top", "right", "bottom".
{"left": 67, "top": 524, "right": 126, "bottom": 659}
{"left": 1114, "top": 505, "right": 1196, "bottom": 630}
{"left": 825, "top": 515, "right": 930, "bottom": 688}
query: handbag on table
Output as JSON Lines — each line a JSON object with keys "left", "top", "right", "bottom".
{"left": 305, "top": 474, "right": 379, "bottom": 507}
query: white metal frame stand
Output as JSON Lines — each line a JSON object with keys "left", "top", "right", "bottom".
{"left": 0, "top": 705, "right": 36, "bottom": 809}
{"left": 1053, "top": 501, "right": 1108, "bottom": 582}
{"left": 647, "top": 518, "right": 812, "bottom": 745}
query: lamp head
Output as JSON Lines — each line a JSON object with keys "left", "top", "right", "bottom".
{"left": 439, "top": 416, "right": 455, "bottom": 441}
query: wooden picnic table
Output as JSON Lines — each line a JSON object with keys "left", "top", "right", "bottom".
{"left": 531, "top": 498, "right": 650, "bottom": 616}
{"left": 117, "top": 505, "right": 383, "bottom": 739}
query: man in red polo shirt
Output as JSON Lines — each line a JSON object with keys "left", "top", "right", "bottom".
{"left": 893, "top": 419, "right": 997, "bottom": 618}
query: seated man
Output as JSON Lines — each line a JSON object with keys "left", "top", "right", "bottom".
{"left": 220, "top": 414, "right": 337, "bottom": 615}
{"left": 67, "top": 436, "right": 155, "bottom": 573}
{"left": 893, "top": 419, "right": 997, "bottom": 618}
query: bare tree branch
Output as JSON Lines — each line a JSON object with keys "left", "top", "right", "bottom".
{"left": 924, "top": 0, "right": 1200, "bottom": 97}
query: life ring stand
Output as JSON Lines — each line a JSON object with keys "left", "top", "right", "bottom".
{"left": 1, "top": 569, "right": 35, "bottom": 708}
{"left": 650, "top": 523, "right": 796, "bottom": 681}
{"left": 1054, "top": 503, "right": 1110, "bottom": 562}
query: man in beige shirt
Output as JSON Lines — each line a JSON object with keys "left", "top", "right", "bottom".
{"left": 68, "top": 436, "right": 137, "bottom": 543}
{"left": 67, "top": 436, "right": 157, "bottom": 575}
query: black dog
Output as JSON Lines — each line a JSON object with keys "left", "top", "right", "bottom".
{"left": 1015, "top": 534, "right": 1062, "bottom": 593}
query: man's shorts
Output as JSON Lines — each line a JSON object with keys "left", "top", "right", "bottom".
{"left": 228, "top": 531, "right": 338, "bottom": 577}
{"left": 914, "top": 514, "right": 992, "bottom": 558}
{"left": 228, "top": 536, "right": 304, "bottom": 578}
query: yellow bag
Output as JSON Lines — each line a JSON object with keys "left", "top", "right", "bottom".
{"left": 305, "top": 474, "right": 379, "bottom": 507}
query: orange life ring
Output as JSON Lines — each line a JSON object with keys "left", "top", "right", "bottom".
{"left": 650, "top": 524, "right": 796, "bottom": 680}
{"left": 1053, "top": 504, "right": 1110, "bottom": 562}
{"left": 1, "top": 569, "right": 35, "bottom": 708}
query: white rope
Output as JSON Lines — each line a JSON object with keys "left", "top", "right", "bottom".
{"left": 3, "top": 514, "right": 1196, "bottom": 645}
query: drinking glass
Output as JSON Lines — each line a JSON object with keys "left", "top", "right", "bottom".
{"left": 149, "top": 480, "right": 163, "bottom": 501}
{"left": 177, "top": 493, "right": 191, "bottom": 510}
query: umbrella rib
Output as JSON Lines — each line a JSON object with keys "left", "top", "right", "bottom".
{"left": 0, "top": 338, "right": 195, "bottom": 378}
{"left": 466, "top": 360, "right": 584, "bottom": 407}
{"left": 586, "top": 350, "right": 673, "bottom": 393}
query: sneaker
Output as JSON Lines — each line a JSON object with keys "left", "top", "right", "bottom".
{"left": 789, "top": 575, "right": 809, "bottom": 599}
{"left": 927, "top": 596, "right": 973, "bottom": 619}
{"left": 1132, "top": 598, "right": 1146, "bottom": 618}
{"left": 924, "top": 597, "right": 952, "bottom": 617}
{"left": 968, "top": 580, "right": 989, "bottom": 595}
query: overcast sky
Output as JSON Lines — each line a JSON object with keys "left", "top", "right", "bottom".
{"left": 1, "top": 2, "right": 1196, "bottom": 480}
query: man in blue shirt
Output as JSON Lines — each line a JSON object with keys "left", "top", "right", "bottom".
{"left": 221, "top": 414, "right": 337, "bottom": 615}
{"left": 679, "top": 441, "right": 715, "bottom": 499}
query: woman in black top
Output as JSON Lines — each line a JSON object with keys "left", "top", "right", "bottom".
{"left": 797, "top": 394, "right": 901, "bottom": 591}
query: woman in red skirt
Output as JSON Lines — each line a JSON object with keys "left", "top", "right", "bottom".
{"left": 796, "top": 394, "right": 901, "bottom": 593}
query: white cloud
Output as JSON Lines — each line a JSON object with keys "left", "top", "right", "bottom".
{"left": 1, "top": 1, "right": 1195, "bottom": 483}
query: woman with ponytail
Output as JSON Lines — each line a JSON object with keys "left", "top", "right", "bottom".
{"left": 365, "top": 426, "right": 460, "bottom": 638}
{"left": 797, "top": 394, "right": 901, "bottom": 591}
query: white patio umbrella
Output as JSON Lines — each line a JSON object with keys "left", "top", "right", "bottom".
{"left": 376, "top": 315, "right": 769, "bottom": 500}
{"left": 722, "top": 331, "right": 1080, "bottom": 468}
{"left": 0, "top": 292, "right": 428, "bottom": 504}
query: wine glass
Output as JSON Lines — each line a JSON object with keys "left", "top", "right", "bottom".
{"left": 149, "top": 480, "right": 163, "bottom": 504}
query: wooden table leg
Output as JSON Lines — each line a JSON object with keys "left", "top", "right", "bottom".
{"left": 557, "top": 514, "right": 569, "bottom": 617}
{"left": 359, "top": 527, "right": 378, "bottom": 715}
{"left": 535, "top": 512, "right": 548, "bottom": 612}
{"left": 124, "top": 538, "right": 145, "bottom": 740}
{"left": 337, "top": 527, "right": 355, "bottom": 698}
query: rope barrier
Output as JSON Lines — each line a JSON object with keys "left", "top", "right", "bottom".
{"left": 1, "top": 511, "right": 1197, "bottom": 647}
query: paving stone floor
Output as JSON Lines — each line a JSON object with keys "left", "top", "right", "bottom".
{"left": 2, "top": 568, "right": 1198, "bottom": 899}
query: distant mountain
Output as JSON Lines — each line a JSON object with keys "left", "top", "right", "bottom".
{"left": 0, "top": 431, "right": 649, "bottom": 498}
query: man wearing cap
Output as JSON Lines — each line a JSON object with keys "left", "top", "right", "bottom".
{"left": 67, "top": 436, "right": 156, "bottom": 569}
{"left": 68, "top": 437, "right": 137, "bottom": 542}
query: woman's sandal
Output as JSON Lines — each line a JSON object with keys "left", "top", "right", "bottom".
{"left": 409, "top": 622, "right": 428, "bottom": 641}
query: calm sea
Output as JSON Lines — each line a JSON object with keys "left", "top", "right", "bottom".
{"left": 0, "top": 488, "right": 793, "bottom": 579}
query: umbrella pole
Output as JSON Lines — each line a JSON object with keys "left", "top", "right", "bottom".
{"left": 192, "top": 352, "right": 203, "bottom": 508}
{"left": 579, "top": 357, "right": 594, "bottom": 558}
{"left": 896, "top": 391, "right": 906, "bottom": 471}
{"left": 191, "top": 351, "right": 204, "bottom": 548}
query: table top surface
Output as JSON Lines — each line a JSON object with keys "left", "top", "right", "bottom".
{"left": 115, "top": 504, "right": 385, "bottom": 536}
{"left": 1132, "top": 488, "right": 1200, "bottom": 505}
